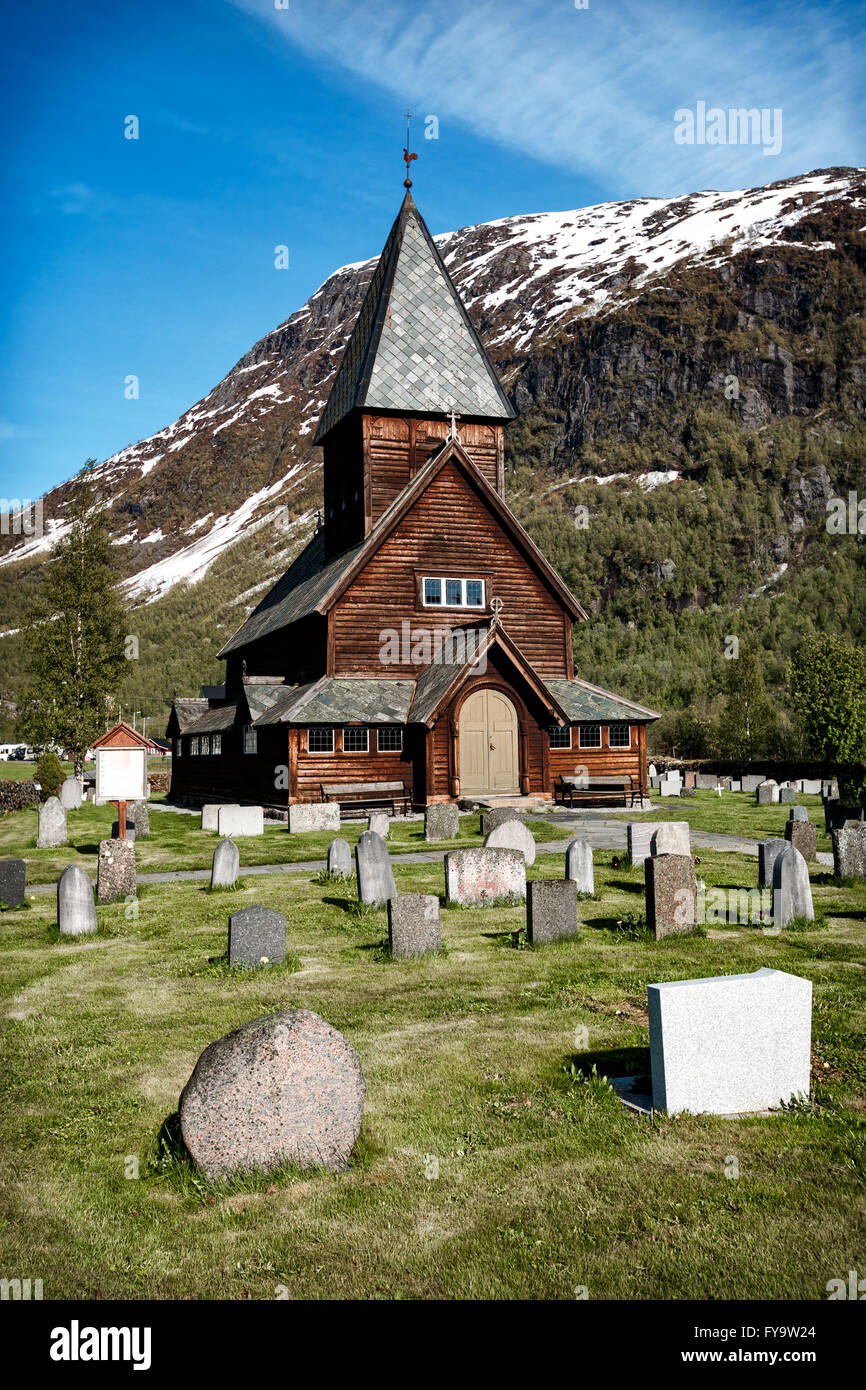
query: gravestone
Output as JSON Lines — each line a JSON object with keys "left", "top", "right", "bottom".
{"left": 649, "top": 775, "right": 662, "bottom": 791}
{"left": 367, "top": 812, "right": 390, "bottom": 839}
{"left": 355, "top": 830, "right": 396, "bottom": 905}
{"left": 480, "top": 807, "right": 526, "bottom": 836}
{"left": 651, "top": 823, "right": 691, "bottom": 857}
{"left": 822, "top": 779, "right": 839, "bottom": 801}
{"left": 211, "top": 837, "right": 240, "bottom": 889}
{"left": 784, "top": 819, "right": 817, "bottom": 860}
{"left": 741, "top": 774, "right": 765, "bottom": 794}
{"left": 57, "top": 863, "right": 98, "bottom": 935}
{"left": 130, "top": 800, "right": 150, "bottom": 838}
{"left": 424, "top": 804, "right": 459, "bottom": 842}
{"left": 564, "top": 837, "right": 593, "bottom": 894}
{"left": 387, "top": 894, "right": 441, "bottom": 957}
{"left": 730, "top": 780, "right": 742, "bottom": 792}
{"left": 628, "top": 821, "right": 688, "bottom": 867}
{"left": 684, "top": 771, "right": 696, "bottom": 789}
{"left": 645, "top": 854, "right": 697, "bottom": 940}
{"left": 756, "top": 780, "right": 780, "bottom": 805}
{"left": 60, "top": 777, "right": 82, "bottom": 810}
{"left": 779, "top": 787, "right": 796, "bottom": 805}
{"left": 179, "top": 1009, "right": 365, "bottom": 1179}
{"left": 218, "top": 805, "right": 264, "bottom": 837}
{"left": 527, "top": 879, "right": 578, "bottom": 946}
{"left": 0, "top": 858, "right": 26, "bottom": 908}
{"left": 97, "top": 839, "right": 136, "bottom": 904}
{"left": 696, "top": 773, "right": 718, "bottom": 790}
{"left": 658, "top": 777, "right": 680, "bottom": 797}
{"left": 443, "top": 847, "right": 525, "bottom": 906}
{"left": 37, "top": 797, "right": 67, "bottom": 849}
{"left": 648, "top": 764, "right": 657, "bottom": 779}
{"left": 228, "top": 905, "right": 286, "bottom": 968}
{"left": 718, "top": 777, "right": 732, "bottom": 792}
{"left": 111, "top": 817, "right": 135, "bottom": 842}
{"left": 648, "top": 967, "right": 811, "bottom": 1115}
{"left": 831, "top": 823, "right": 866, "bottom": 880}
{"left": 772, "top": 845, "right": 814, "bottom": 927}
{"left": 790, "top": 805, "right": 809, "bottom": 822}
{"left": 201, "top": 804, "right": 222, "bottom": 831}
{"left": 680, "top": 786, "right": 697, "bottom": 798}
{"left": 484, "top": 818, "right": 536, "bottom": 867}
{"left": 799, "top": 779, "right": 821, "bottom": 796}
{"left": 288, "top": 802, "right": 341, "bottom": 833}
{"left": 758, "top": 838, "right": 789, "bottom": 889}
{"left": 327, "top": 837, "right": 353, "bottom": 877}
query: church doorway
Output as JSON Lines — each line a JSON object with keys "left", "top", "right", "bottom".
{"left": 458, "top": 688, "right": 520, "bottom": 795}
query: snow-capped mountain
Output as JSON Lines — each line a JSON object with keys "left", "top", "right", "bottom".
{"left": 1, "top": 166, "right": 863, "bottom": 604}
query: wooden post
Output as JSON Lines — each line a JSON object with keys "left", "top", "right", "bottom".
{"left": 115, "top": 799, "right": 128, "bottom": 839}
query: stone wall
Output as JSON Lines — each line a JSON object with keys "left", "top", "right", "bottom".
{"left": 0, "top": 780, "right": 40, "bottom": 815}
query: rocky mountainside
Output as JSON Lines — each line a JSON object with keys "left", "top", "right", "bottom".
{"left": 1, "top": 166, "right": 864, "bottom": 739}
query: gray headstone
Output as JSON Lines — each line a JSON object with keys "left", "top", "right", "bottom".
{"left": 483, "top": 819, "right": 536, "bottom": 866}
{"left": 784, "top": 819, "right": 817, "bottom": 860}
{"left": 628, "top": 821, "right": 689, "bottom": 867}
{"left": 387, "top": 894, "right": 442, "bottom": 957}
{"left": 288, "top": 802, "right": 341, "bottom": 833}
{"left": 756, "top": 780, "right": 780, "bottom": 805}
{"left": 658, "top": 777, "right": 680, "bottom": 797}
{"left": 651, "top": 823, "right": 691, "bottom": 857}
{"left": 696, "top": 773, "right": 718, "bottom": 790}
{"left": 799, "top": 779, "right": 821, "bottom": 796}
{"left": 37, "top": 797, "right": 67, "bottom": 849}
{"left": 211, "top": 837, "right": 240, "bottom": 889}
{"left": 228, "top": 905, "right": 287, "bottom": 968}
{"left": 648, "top": 968, "right": 812, "bottom": 1115}
{"left": 718, "top": 777, "right": 732, "bottom": 792}
{"left": 831, "top": 823, "right": 866, "bottom": 880}
{"left": 367, "top": 812, "right": 390, "bottom": 840}
{"left": 424, "top": 804, "right": 459, "bottom": 842}
{"left": 355, "top": 830, "right": 396, "bottom": 905}
{"left": 645, "top": 854, "right": 697, "bottom": 940}
{"left": 822, "top": 780, "right": 839, "bottom": 801}
{"left": 443, "top": 847, "right": 526, "bottom": 906}
{"left": 758, "top": 838, "right": 789, "bottom": 889}
{"left": 96, "top": 839, "right": 136, "bottom": 904}
{"left": 0, "top": 858, "right": 26, "bottom": 908}
{"left": 480, "top": 807, "right": 526, "bottom": 836}
{"left": 741, "top": 774, "right": 766, "bottom": 794}
{"left": 130, "top": 800, "right": 150, "bottom": 838}
{"left": 201, "top": 804, "right": 222, "bottom": 832}
{"left": 648, "top": 764, "right": 657, "bottom": 778}
{"left": 779, "top": 787, "right": 796, "bottom": 804}
{"left": 327, "top": 836, "right": 353, "bottom": 877}
{"left": 564, "top": 837, "right": 593, "bottom": 894}
{"left": 57, "top": 862, "right": 97, "bottom": 935}
{"left": 772, "top": 845, "right": 814, "bottom": 927}
{"left": 730, "top": 780, "right": 742, "bottom": 792}
{"left": 179, "top": 1009, "right": 365, "bottom": 1178}
{"left": 218, "top": 805, "right": 264, "bottom": 837}
{"left": 526, "top": 879, "right": 579, "bottom": 946}
{"left": 789, "top": 805, "right": 809, "bottom": 822}
{"left": 60, "top": 777, "right": 82, "bottom": 810}
{"left": 111, "top": 818, "right": 135, "bottom": 842}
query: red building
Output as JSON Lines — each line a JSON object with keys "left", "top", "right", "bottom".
{"left": 168, "top": 190, "right": 658, "bottom": 811}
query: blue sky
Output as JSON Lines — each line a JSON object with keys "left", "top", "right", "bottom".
{"left": 2, "top": 0, "right": 864, "bottom": 501}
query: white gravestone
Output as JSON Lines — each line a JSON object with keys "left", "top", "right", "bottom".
{"left": 217, "top": 805, "right": 264, "bottom": 837}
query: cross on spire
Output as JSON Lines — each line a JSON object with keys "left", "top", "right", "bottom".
{"left": 403, "top": 109, "right": 418, "bottom": 188}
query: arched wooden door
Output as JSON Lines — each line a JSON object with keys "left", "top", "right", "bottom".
{"left": 458, "top": 689, "right": 520, "bottom": 795}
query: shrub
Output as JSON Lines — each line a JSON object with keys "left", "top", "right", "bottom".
{"left": 34, "top": 751, "right": 64, "bottom": 801}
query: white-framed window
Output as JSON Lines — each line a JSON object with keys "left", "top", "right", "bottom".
{"left": 422, "top": 576, "right": 485, "bottom": 608}
{"left": 200, "top": 734, "right": 210, "bottom": 756}
{"left": 609, "top": 723, "right": 631, "bottom": 748}
{"left": 243, "top": 725, "right": 257, "bottom": 754}
{"left": 212, "top": 733, "right": 222, "bottom": 756}
{"left": 191, "top": 737, "right": 200, "bottom": 756}
{"left": 343, "top": 727, "right": 368, "bottom": 753}
{"left": 308, "top": 727, "right": 334, "bottom": 753}
{"left": 377, "top": 727, "right": 403, "bottom": 753}
{"left": 549, "top": 724, "right": 572, "bottom": 749}
{"left": 578, "top": 723, "right": 602, "bottom": 749}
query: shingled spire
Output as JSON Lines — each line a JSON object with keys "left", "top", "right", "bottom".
{"left": 314, "top": 191, "right": 515, "bottom": 446}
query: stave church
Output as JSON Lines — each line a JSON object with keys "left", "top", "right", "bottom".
{"left": 167, "top": 175, "right": 659, "bottom": 813}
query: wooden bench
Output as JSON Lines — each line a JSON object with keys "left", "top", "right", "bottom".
{"left": 555, "top": 773, "right": 638, "bottom": 807}
{"left": 320, "top": 780, "right": 412, "bottom": 818}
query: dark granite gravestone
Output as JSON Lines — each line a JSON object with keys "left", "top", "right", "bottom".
{"left": 228, "top": 905, "right": 287, "bottom": 968}
{"left": 327, "top": 837, "right": 353, "bottom": 877}
{"left": 179, "top": 1009, "right": 365, "bottom": 1178}
{"left": 424, "top": 804, "right": 459, "bottom": 841}
{"left": 211, "top": 837, "right": 240, "bottom": 889}
{"left": 96, "top": 839, "right": 136, "bottom": 904}
{"left": 784, "top": 819, "right": 817, "bottom": 860}
{"left": 645, "top": 854, "right": 697, "bottom": 940}
{"left": 526, "top": 879, "right": 579, "bottom": 945}
{"left": 387, "top": 894, "right": 442, "bottom": 957}
{"left": 758, "top": 838, "right": 789, "bottom": 889}
{"left": 0, "top": 859, "right": 26, "bottom": 908}
{"left": 57, "top": 863, "right": 97, "bottom": 935}
{"left": 355, "top": 830, "right": 397, "bottom": 905}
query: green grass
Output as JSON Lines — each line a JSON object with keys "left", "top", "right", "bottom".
{"left": 0, "top": 820, "right": 863, "bottom": 1300}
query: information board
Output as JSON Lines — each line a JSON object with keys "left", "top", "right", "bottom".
{"left": 95, "top": 747, "right": 147, "bottom": 802}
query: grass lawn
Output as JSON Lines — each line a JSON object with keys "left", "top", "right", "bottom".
{"left": 0, "top": 825, "right": 863, "bottom": 1300}
{"left": 623, "top": 789, "right": 835, "bottom": 853}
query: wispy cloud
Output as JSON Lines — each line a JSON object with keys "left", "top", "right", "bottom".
{"left": 50, "top": 181, "right": 98, "bottom": 215}
{"left": 230, "top": 0, "right": 865, "bottom": 195}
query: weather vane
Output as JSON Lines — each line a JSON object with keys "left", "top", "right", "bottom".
{"left": 403, "top": 109, "right": 418, "bottom": 188}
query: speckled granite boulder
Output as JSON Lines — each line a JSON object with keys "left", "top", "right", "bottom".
{"left": 179, "top": 1009, "right": 365, "bottom": 1179}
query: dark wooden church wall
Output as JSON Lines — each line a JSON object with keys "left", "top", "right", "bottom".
{"left": 169, "top": 725, "right": 289, "bottom": 808}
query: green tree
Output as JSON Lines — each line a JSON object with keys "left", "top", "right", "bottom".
{"left": 716, "top": 650, "right": 778, "bottom": 762}
{"left": 20, "top": 462, "right": 127, "bottom": 776}
{"left": 789, "top": 636, "right": 866, "bottom": 764}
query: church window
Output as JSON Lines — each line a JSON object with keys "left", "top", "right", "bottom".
{"left": 578, "top": 724, "right": 602, "bottom": 749}
{"left": 377, "top": 727, "right": 403, "bottom": 752}
{"left": 549, "top": 725, "right": 572, "bottom": 749}
{"left": 343, "top": 727, "right": 369, "bottom": 753}
{"left": 308, "top": 727, "right": 334, "bottom": 753}
{"left": 212, "top": 734, "right": 222, "bottom": 755}
{"left": 423, "top": 577, "right": 485, "bottom": 608}
{"left": 243, "top": 725, "right": 257, "bottom": 754}
{"left": 609, "top": 723, "right": 631, "bottom": 748}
